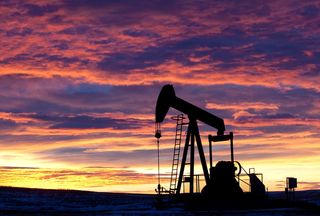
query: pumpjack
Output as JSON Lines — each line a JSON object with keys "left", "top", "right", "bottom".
{"left": 154, "top": 84, "right": 266, "bottom": 201}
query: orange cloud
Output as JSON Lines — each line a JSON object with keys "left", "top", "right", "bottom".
{"left": 206, "top": 102, "right": 279, "bottom": 111}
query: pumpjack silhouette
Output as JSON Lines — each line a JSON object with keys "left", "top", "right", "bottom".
{"left": 154, "top": 84, "right": 265, "bottom": 205}
{"left": 153, "top": 85, "right": 320, "bottom": 213}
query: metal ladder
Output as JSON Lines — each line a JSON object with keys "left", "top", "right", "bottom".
{"left": 169, "top": 114, "right": 185, "bottom": 193}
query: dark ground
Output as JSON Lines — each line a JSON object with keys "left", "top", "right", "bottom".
{"left": 0, "top": 186, "right": 319, "bottom": 215}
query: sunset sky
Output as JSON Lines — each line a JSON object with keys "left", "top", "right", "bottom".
{"left": 0, "top": 0, "right": 319, "bottom": 193}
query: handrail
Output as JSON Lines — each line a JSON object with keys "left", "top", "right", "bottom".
{"left": 238, "top": 177, "right": 251, "bottom": 186}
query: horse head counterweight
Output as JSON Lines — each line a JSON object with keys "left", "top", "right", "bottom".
{"left": 155, "top": 84, "right": 225, "bottom": 136}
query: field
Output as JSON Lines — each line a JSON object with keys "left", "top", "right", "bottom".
{"left": 0, "top": 186, "right": 319, "bottom": 215}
